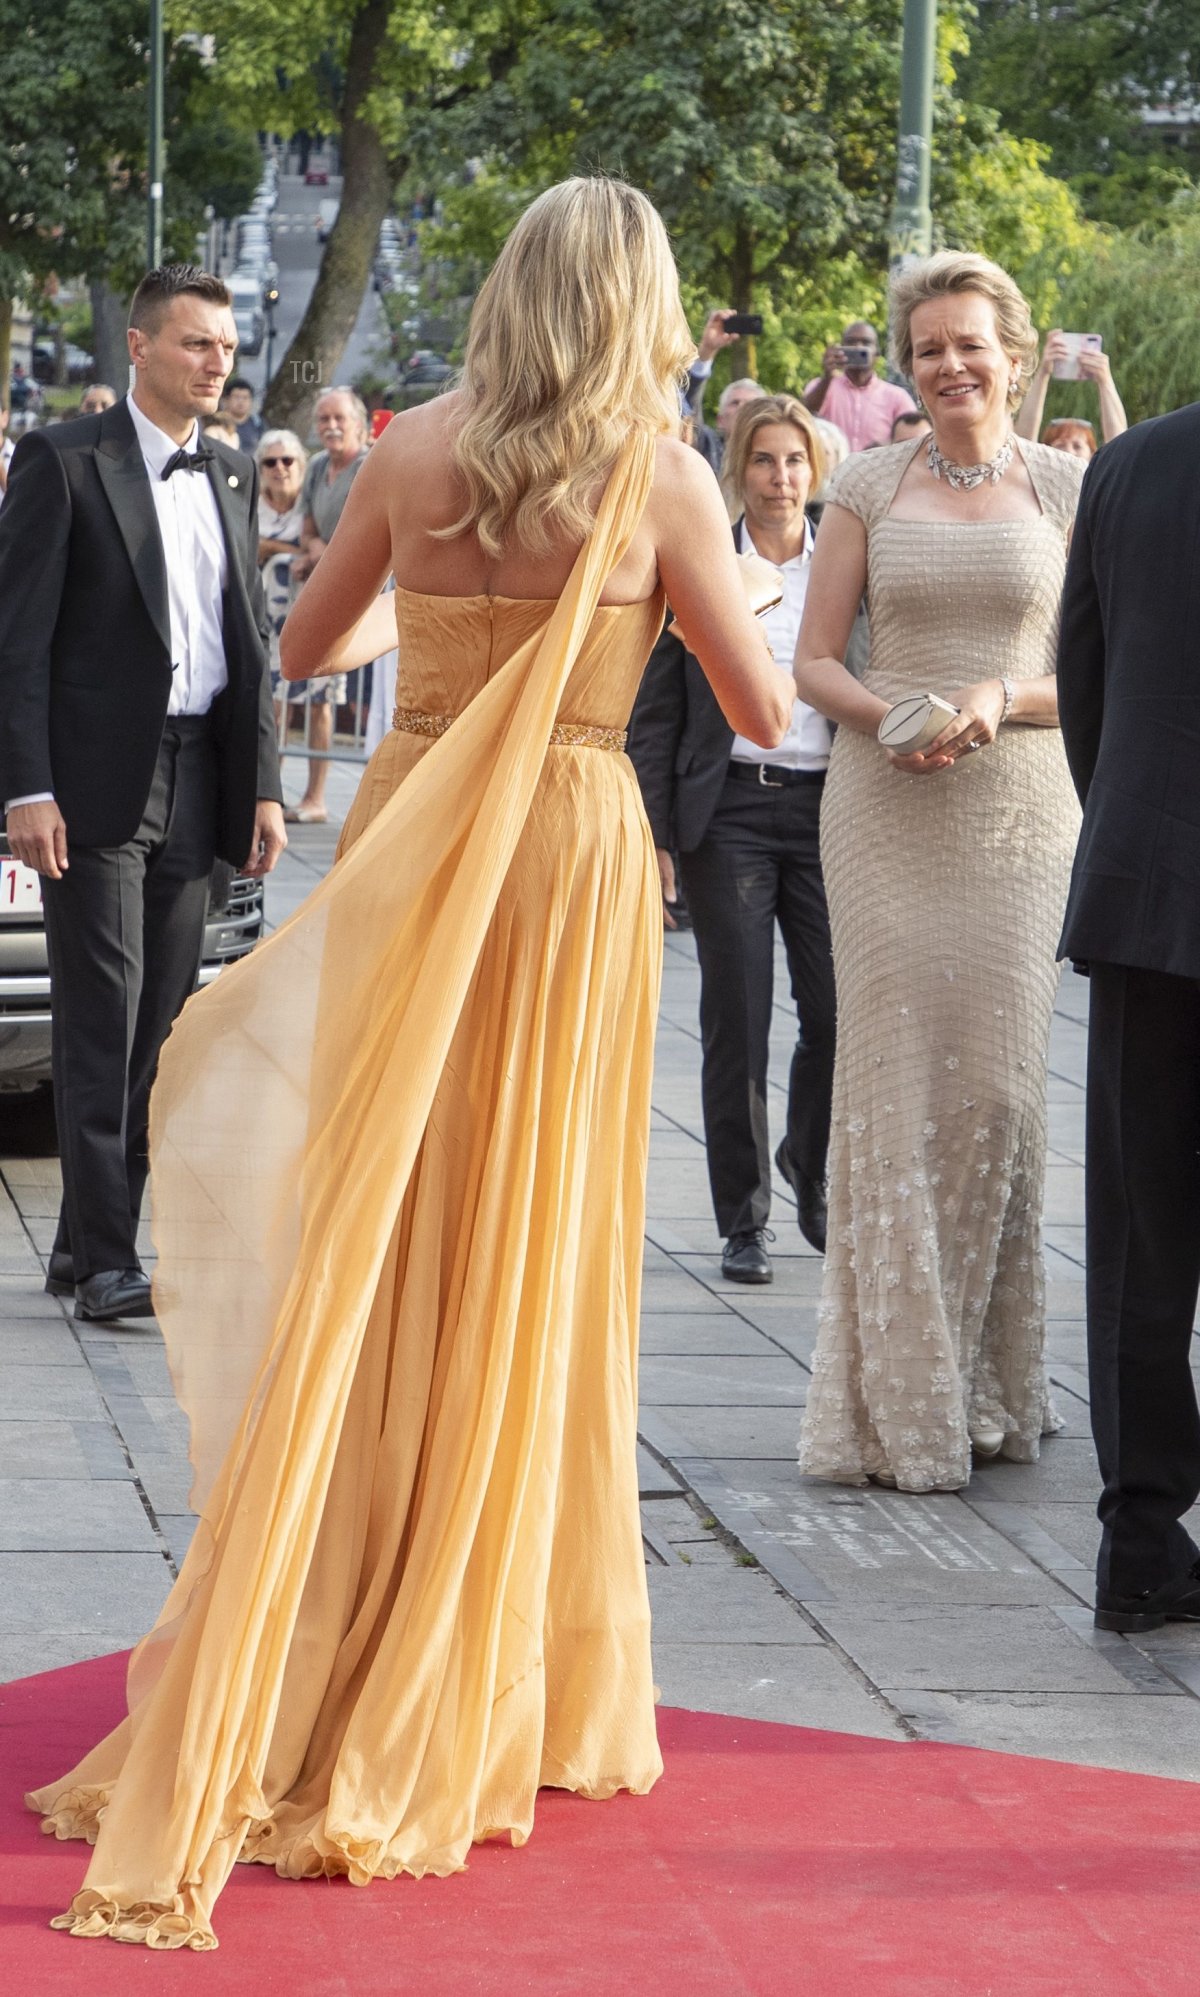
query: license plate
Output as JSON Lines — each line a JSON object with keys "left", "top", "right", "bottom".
{"left": 0, "top": 857, "right": 44, "bottom": 913}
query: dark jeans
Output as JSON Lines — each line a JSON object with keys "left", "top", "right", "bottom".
{"left": 679, "top": 766, "right": 835, "bottom": 1238}
{"left": 1086, "top": 961, "right": 1200, "bottom": 1596}
{"left": 43, "top": 719, "right": 218, "bottom": 1279}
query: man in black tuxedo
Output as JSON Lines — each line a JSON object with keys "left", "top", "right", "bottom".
{"left": 629, "top": 396, "right": 837, "bottom": 1284}
{"left": 0, "top": 264, "right": 285, "bottom": 1323}
{"left": 1057, "top": 400, "right": 1200, "bottom": 1633}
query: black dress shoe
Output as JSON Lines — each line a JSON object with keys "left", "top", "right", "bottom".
{"left": 1094, "top": 1560, "right": 1200, "bottom": 1633}
{"left": 774, "top": 1140, "right": 827, "bottom": 1254}
{"left": 721, "top": 1228, "right": 774, "bottom": 1285}
{"left": 44, "top": 1250, "right": 75, "bottom": 1298}
{"left": 74, "top": 1268, "right": 154, "bottom": 1324}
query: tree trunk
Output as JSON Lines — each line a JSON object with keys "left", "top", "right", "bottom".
{"left": 727, "top": 224, "right": 755, "bottom": 381}
{"left": 90, "top": 279, "right": 130, "bottom": 395}
{"left": 263, "top": 0, "right": 397, "bottom": 433}
{"left": 0, "top": 296, "right": 12, "bottom": 405}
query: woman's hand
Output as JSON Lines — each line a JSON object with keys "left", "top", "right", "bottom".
{"left": 933, "top": 680, "right": 1007, "bottom": 757}
{"left": 885, "top": 680, "right": 1007, "bottom": 774}
{"left": 1038, "top": 330, "right": 1070, "bottom": 379}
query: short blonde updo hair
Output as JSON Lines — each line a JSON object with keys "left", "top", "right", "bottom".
{"left": 721, "top": 393, "right": 826, "bottom": 510}
{"left": 889, "top": 251, "right": 1039, "bottom": 410}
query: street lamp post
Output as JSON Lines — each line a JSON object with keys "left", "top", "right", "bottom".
{"left": 889, "top": 0, "right": 937, "bottom": 274}
{"left": 147, "top": 0, "right": 165, "bottom": 270}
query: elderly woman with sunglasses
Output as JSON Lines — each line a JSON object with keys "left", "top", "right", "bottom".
{"left": 256, "top": 428, "right": 346, "bottom": 809}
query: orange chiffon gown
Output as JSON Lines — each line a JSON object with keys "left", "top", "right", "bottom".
{"left": 27, "top": 435, "right": 666, "bottom": 1949}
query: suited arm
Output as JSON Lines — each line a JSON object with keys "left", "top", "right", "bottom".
{"left": 0, "top": 434, "right": 71, "bottom": 802}
{"left": 627, "top": 619, "right": 688, "bottom": 849}
{"left": 241, "top": 459, "right": 284, "bottom": 806}
{"left": 1055, "top": 467, "right": 1105, "bottom": 806}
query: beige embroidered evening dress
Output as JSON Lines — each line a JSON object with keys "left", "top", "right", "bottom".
{"left": 797, "top": 437, "right": 1084, "bottom": 1494}
{"left": 28, "top": 437, "right": 666, "bottom": 1949}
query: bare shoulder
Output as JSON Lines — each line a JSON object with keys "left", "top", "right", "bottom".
{"left": 367, "top": 390, "right": 461, "bottom": 473}
{"left": 647, "top": 434, "right": 725, "bottom": 533}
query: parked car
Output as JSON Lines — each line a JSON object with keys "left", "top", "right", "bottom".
{"left": 0, "top": 842, "right": 265, "bottom": 1093}
{"left": 227, "top": 273, "right": 265, "bottom": 356}
{"left": 29, "top": 341, "right": 94, "bottom": 387}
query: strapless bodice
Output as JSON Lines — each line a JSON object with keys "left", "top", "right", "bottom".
{"left": 392, "top": 585, "right": 666, "bottom": 732}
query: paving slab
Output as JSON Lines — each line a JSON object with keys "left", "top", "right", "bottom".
{"left": 0, "top": 1361, "right": 110, "bottom": 1420}
{"left": 0, "top": 1551, "right": 172, "bottom": 1656}
{"left": 0, "top": 1321, "right": 87, "bottom": 1366}
{"left": 645, "top": 1566, "right": 825, "bottom": 1648}
{"left": 815, "top": 1604, "right": 1156, "bottom": 1697}
{"left": 0, "top": 1478, "right": 159, "bottom": 1552}
{"left": 901, "top": 1690, "right": 1200, "bottom": 1780}
{"left": 0, "top": 1419, "right": 99, "bottom": 1479}
{"left": 639, "top": 1354, "right": 806, "bottom": 1409}
{"left": 638, "top": 1314, "right": 777, "bottom": 1358}
{"left": 651, "top": 1405, "right": 805, "bottom": 1461}
{"left": 652, "top": 1639, "right": 907, "bottom": 1737}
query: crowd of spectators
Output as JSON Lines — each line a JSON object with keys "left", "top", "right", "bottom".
{"left": 680, "top": 307, "right": 1128, "bottom": 487}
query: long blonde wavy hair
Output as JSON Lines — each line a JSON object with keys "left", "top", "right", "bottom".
{"left": 441, "top": 177, "right": 694, "bottom": 558}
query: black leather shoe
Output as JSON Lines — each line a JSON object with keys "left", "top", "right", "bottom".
{"left": 44, "top": 1251, "right": 75, "bottom": 1298}
{"left": 774, "top": 1141, "right": 827, "bottom": 1254}
{"left": 721, "top": 1228, "right": 774, "bottom": 1285}
{"left": 74, "top": 1268, "right": 154, "bottom": 1323}
{"left": 1094, "top": 1560, "right": 1200, "bottom": 1633}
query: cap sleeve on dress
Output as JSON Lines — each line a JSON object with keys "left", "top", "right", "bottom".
{"left": 826, "top": 442, "right": 918, "bottom": 531}
{"left": 1024, "top": 440, "right": 1085, "bottom": 538}
{"left": 826, "top": 449, "right": 886, "bottom": 528}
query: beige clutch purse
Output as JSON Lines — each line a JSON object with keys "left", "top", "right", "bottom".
{"left": 668, "top": 550, "right": 784, "bottom": 649}
{"left": 877, "top": 692, "right": 960, "bottom": 755}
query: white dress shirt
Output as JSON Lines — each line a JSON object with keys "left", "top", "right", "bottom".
{"left": 729, "top": 519, "right": 832, "bottom": 771}
{"left": 126, "top": 395, "right": 229, "bottom": 717}
{"left": 8, "top": 399, "right": 232, "bottom": 812}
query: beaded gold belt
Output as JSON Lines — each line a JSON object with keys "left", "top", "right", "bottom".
{"left": 392, "top": 705, "right": 626, "bottom": 753}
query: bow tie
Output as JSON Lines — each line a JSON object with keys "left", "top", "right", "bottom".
{"left": 161, "top": 444, "right": 215, "bottom": 480}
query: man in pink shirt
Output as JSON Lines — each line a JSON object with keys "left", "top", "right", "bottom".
{"left": 802, "top": 320, "right": 916, "bottom": 453}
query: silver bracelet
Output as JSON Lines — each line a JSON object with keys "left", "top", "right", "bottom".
{"left": 999, "top": 676, "right": 1016, "bottom": 725}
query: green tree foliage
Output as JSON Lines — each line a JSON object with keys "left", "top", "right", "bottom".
{"left": 0, "top": 0, "right": 259, "bottom": 384}
{"left": 416, "top": 0, "right": 1093, "bottom": 396}
{"left": 186, "top": 0, "right": 522, "bottom": 426}
{"left": 963, "top": 0, "right": 1200, "bottom": 227}
{"left": 1023, "top": 196, "right": 1200, "bottom": 425}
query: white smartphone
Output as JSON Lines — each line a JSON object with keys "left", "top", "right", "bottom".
{"left": 1051, "top": 333, "right": 1103, "bottom": 383}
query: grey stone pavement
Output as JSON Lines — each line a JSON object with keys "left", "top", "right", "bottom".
{"left": 3, "top": 756, "right": 1200, "bottom": 1784}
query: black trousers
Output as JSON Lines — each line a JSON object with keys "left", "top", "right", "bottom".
{"left": 1086, "top": 961, "right": 1200, "bottom": 1595}
{"left": 42, "top": 719, "right": 219, "bottom": 1280}
{"left": 679, "top": 767, "right": 835, "bottom": 1238}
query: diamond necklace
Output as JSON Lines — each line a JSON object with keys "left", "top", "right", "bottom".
{"left": 926, "top": 432, "right": 1015, "bottom": 492}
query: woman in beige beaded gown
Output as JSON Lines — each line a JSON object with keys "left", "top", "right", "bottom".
{"left": 793, "top": 253, "right": 1084, "bottom": 1494}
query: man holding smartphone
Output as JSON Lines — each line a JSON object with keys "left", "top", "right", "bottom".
{"left": 802, "top": 320, "right": 916, "bottom": 453}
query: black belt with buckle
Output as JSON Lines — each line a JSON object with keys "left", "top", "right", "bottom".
{"left": 726, "top": 761, "right": 826, "bottom": 789}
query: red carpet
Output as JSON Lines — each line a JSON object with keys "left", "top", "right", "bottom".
{"left": 2, "top": 1652, "right": 1196, "bottom": 1995}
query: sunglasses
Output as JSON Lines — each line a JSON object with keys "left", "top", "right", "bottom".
{"left": 261, "top": 455, "right": 297, "bottom": 467}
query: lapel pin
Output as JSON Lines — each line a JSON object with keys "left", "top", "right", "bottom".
{"left": 227, "top": 474, "right": 239, "bottom": 488}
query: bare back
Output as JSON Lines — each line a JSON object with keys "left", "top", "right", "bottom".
{"left": 378, "top": 393, "right": 662, "bottom": 607}
{"left": 282, "top": 390, "right": 791, "bottom": 751}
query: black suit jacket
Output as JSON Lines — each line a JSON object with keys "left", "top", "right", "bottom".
{"left": 629, "top": 510, "right": 851, "bottom": 853}
{"left": 0, "top": 397, "right": 282, "bottom": 862}
{"left": 1057, "top": 402, "right": 1200, "bottom": 979}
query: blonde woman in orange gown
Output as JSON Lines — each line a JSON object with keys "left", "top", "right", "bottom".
{"left": 27, "top": 178, "right": 791, "bottom": 1951}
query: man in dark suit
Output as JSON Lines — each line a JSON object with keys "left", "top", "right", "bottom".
{"left": 1057, "top": 400, "right": 1200, "bottom": 1633}
{"left": 0, "top": 264, "right": 285, "bottom": 1323}
{"left": 629, "top": 395, "right": 836, "bottom": 1283}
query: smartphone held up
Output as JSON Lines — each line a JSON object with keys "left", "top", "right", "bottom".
{"left": 1051, "top": 333, "right": 1103, "bottom": 382}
